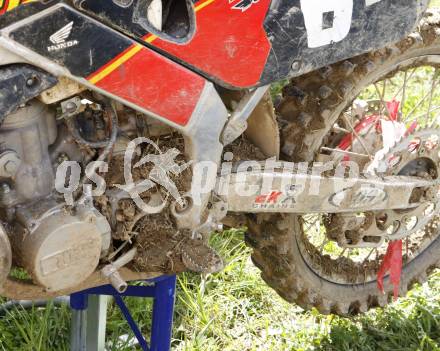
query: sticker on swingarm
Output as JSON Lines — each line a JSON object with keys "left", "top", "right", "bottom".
{"left": 329, "top": 186, "right": 387, "bottom": 208}
{"left": 253, "top": 185, "right": 304, "bottom": 209}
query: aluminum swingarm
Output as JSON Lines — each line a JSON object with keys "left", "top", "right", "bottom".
{"left": 217, "top": 164, "right": 437, "bottom": 214}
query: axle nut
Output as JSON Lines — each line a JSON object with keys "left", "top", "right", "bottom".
{"left": 0, "top": 151, "right": 21, "bottom": 178}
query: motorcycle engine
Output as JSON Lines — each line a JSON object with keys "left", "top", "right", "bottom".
{"left": 0, "top": 99, "right": 111, "bottom": 292}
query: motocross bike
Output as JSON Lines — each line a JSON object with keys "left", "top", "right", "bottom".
{"left": 0, "top": 0, "right": 438, "bottom": 316}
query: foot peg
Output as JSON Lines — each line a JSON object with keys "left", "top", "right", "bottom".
{"left": 181, "top": 239, "right": 224, "bottom": 274}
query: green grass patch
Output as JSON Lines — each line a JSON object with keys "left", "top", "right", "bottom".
{"left": 1, "top": 230, "right": 440, "bottom": 350}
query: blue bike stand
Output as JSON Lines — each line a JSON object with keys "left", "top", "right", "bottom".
{"left": 70, "top": 275, "right": 177, "bottom": 351}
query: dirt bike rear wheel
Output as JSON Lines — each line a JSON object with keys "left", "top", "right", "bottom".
{"left": 247, "top": 9, "right": 440, "bottom": 315}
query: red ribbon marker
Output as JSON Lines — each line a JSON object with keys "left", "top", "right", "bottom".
{"left": 377, "top": 240, "right": 403, "bottom": 300}
{"left": 386, "top": 99, "right": 400, "bottom": 121}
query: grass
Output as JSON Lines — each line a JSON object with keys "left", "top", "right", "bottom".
{"left": 1, "top": 229, "right": 440, "bottom": 350}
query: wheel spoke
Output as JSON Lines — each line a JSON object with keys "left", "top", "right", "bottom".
{"left": 374, "top": 247, "right": 379, "bottom": 260}
{"left": 362, "top": 248, "right": 375, "bottom": 265}
{"left": 319, "top": 238, "right": 329, "bottom": 254}
{"left": 393, "top": 68, "right": 417, "bottom": 101}
{"left": 304, "top": 222, "right": 316, "bottom": 233}
{"left": 374, "top": 83, "right": 384, "bottom": 114}
{"left": 304, "top": 215, "right": 321, "bottom": 232}
{"left": 426, "top": 69, "right": 438, "bottom": 125}
{"left": 410, "top": 105, "right": 440, "bottom": 124}
{"left": 338, "top": 248, "right": 347, "bottom": 258}
{"left": 382, "top": 79, "right": 387, "bottom": 101}
{"left": 341, "top": 113, "right": 373, "bottom": 158}
{"left": 405, "top": 75, "right": 440, "bottom": 121}
{"left": 399, "top": 70, "right": 409, "bottom": 118}
{"left": 374, "top": 80, "right": 387, "bottom": 116}
{"left": 406, "top": 237, "right": 410, "bottom": 257}
{"left": 332, "top": 125, "right": 351, "bottom": 134}
{"left": 315, "top": 215, "right": 321, "bottom": 232}
{"left": 321, "top": 147, "right": 370, "bottom": 159}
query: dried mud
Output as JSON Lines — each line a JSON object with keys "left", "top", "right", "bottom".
{"left": 96, "top": 133, "right": 193, "bottom": 273}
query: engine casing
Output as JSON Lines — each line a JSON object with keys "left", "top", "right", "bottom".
{"left": 0, "top": 100, "right": 111, "bottom": 292}
{"left": 0, "top": 100, "right": 56, "bottom": 205}
{"left": 13, "top": 201, "right": 111, "bottom": 292}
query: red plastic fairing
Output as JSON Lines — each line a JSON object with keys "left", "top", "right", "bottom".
{"left": 149, "top": 0, "right": 272, "bottom": 88}
{"left": 90, "top": 45, "right": 206, "bottom": 127}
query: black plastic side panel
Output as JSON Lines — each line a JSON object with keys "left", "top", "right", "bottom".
{"left": 76, "top": 0, "right": 149, "bottom": 38}
{"left": 76, "top": 0, "right": 197, "bottom": 43}
{"left": 5, "top": 5, "right": 132, "bottom": 78}
{"left": 261, "top": 0, "right": 428, "bottom": 83}
{"left": 0, "top": 65, "right": 57, "bottom": 122}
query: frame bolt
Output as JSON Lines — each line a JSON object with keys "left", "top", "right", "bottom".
{"left": 4, "top": 160, "right": 18, "bottom": 176}
{"left": 1, "top": 183, "right": 10, "bottom": 194}
{"left": 291, "top": 60, "right": 302, "bottom": 71}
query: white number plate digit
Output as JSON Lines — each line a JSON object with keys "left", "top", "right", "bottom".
{"left": 301, "top": 0, "right": 383, "bottom": 49}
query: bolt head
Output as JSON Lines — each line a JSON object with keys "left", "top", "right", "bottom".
{"left": 65, "top": 101, "right": 77, "bottom": 113}
{"left": 1, "top": 183, "right": 10, "bottom": 193}
{"left": 4, "top": 160, "right": 18, "bottom": 175}
{"left": 291, "top": 60, "right": 302, "bottom": 71}
{"left": 223, "top": 152, "right": 234, "bottom": 162}
{"left": 57, "top": 153, "right": 70, "bottom": 164}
